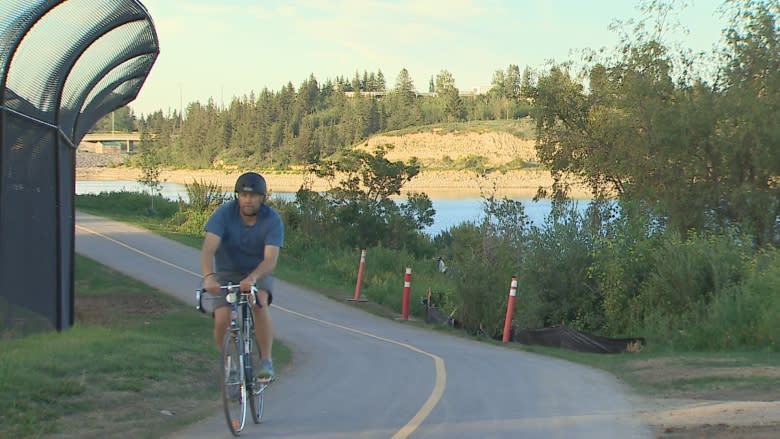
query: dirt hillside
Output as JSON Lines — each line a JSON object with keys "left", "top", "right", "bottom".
{"left": 77, "top": 128, "right": 590, "bottom": 198}
{"left": 362, "top": 130, "right": 538, "bottom": 166}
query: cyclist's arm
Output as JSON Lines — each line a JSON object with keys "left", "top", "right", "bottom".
{"left": 200, "top": 232, "right": 222, "bottom": 281}
{"left": 247, "top": 245, "right": 280, "bottom": 284}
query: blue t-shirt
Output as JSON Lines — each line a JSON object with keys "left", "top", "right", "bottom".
{"left": 204, "top": 200, "right": 284, "bottom": 273}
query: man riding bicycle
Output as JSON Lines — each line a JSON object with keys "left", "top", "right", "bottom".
{"left": 200, "top": 172, "right": 284, "bottom": 380}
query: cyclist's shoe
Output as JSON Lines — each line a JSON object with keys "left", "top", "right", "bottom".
{"left": 258, "top": 359, "right": 275, "bottom": 381}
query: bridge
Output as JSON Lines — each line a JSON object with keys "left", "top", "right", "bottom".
{"left": 79, "top": 132, "right": 141, "bottom": 153}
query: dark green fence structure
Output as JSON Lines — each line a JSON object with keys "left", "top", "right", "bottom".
{"left": 0, "top": 0, "right": 159, "bottom": 334}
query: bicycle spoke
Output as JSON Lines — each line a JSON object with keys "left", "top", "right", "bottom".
{"left": 222, "top": 333, "right": 246, "bottom": 436}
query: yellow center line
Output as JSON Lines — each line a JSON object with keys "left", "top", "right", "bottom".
{"left": 279, "top": 306, "right": 447, "bottom": 439}
{"left": 76, "top": 224, "right": 201, "bottom": 276}
{"left": 76, "top": 221, "right": 447, "bottom": 438}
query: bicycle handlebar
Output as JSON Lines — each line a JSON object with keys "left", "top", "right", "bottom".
{"left": 195, "top": 284, "right": 259, "bottom": 313}
{"left": 204, "top": 284, "right": 259, "bottom": 294}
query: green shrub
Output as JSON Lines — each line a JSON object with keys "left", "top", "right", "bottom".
{"left": 164, "top": 179, "right": 228, "bottom": 236}
{"left": 171, "top": 209, "right": 211, "bottom": 236}
{"left": 433, "top": 196, "right": 529, "bottom": 336}
{"left": 450, "top": 224, "right": 519, "bottom": 336}
{"left": 678, "top": 250, "right": 780, "bottom": 351}
{"left": 455, "top": 155, "right": 490, "bottom": 172}
{"left": 518, "top": 201, "right": 602, "bottom": 331}
{"left": 636, "top": 231, "right": 749, "bottom": 329}
{"left": 184, "top": 179, "right": 228, "bottom": 213}
{"left": 587, "top": 199, "right": 667, "bottom": 335}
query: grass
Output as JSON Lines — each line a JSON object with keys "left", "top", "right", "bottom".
{"left": 0, "top": 254, "right": 290, "bottom": 439}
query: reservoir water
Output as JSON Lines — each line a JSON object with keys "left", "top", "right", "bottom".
{"left": 75, "top": 180, "right": 588, "bottom": 236}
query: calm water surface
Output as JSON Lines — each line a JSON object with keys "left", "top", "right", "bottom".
{"left": 75, "top": 180, "right": 588, "bottom": 236}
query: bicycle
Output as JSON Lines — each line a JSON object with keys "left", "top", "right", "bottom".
{"left": 196, "top": 283, "right": 272, "bottom": 436}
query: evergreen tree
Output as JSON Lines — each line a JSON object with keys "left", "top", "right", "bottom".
{"left": 385, "top": 68, "right": 419, "bottom": 129}
{"left": 435, "top": 70, "right": 465, "bottom": 122}
{"left": 92, "top": 106, "right": 136, "bottom": 132}
{"left": 376, "top": 69, "right": 386, "bottom": 91}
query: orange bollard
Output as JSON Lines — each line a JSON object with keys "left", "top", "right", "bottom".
{"left": 502, "top": 276, "right": 518, "bottom": 343}
{"left": 401, "top": 267, "right": 412, "bottom": 320}
{"left": 347, "top": 249, "right": 368, "bottom": 302}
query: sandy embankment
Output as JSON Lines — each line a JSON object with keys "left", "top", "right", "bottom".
{"left": 75, "top": 129, "right": 593, "bottom": 198}
{"left": 75, "top": 166, "right": 591, "bottom": 199}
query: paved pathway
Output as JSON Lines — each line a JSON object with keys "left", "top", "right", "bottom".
{"left": 75, "top": 211, "right": 652, "bottom": 439}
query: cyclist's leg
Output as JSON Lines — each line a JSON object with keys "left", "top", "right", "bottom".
{"left": 211, "top": 272, "right": 241, "bottom": 350}
{"left": 252, "top": 288, "right": 273, "bottom": 360}
{"left": 214, "top": 307, "right": 230, "bottom": 349}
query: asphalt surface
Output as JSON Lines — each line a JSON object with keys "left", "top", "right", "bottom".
{"left": 74, "top": 211, "right": 653, "bottom": 439}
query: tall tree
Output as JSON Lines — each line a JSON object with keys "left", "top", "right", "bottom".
{"left": 520, "top": 66, "right": 533, "bottom": 100}
{"left": 714, "top": 0, "right": 780, "bottom": 244}
{"left": 530, "top": 0, "right": 780, "bottom": 243}
{"left": 385, "top": 68, "right": 420, "bottom": 129}
{"left": 92, "top": 106, "right": 136, "bottom": 132}
{"left": 489, "top": 69, "right": 510, "bottom": 118}
{"left": 351, "top": 71, "right": 361, "bottom": 92}
{"left": 298, "top": 74, "right": 321, "bottom": 115}
{"left": 505, "top": 64, "right": 522, "bottom": 100}
{"left": 435, "top": 69, "right": 465, "bottom": 122}
{"left": 376, "top": 69, "right": 387, "bottom": 91}
{"left": 394, "top": 68, "right": 416, "bottom": 101}
{"left": 136, "top": 129, "right": 163, "bottom": 212}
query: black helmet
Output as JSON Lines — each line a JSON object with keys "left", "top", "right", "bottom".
{"left": 234, "top": 172, "right": 267, "bottom": 194}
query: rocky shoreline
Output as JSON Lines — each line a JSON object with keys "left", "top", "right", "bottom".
{"left": 75, "top": 151, "right": 128, "bottom": 168}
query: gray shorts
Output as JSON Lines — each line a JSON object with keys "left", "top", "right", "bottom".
{"left": 206, "top": 271, "right": 274, "bottom": 310}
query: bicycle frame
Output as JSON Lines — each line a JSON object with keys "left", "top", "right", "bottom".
{"left": 225, "top": 284, "right": 258, "bottom": 389}
{"left": 197, "top": 283, "right": 268, "bottom": 435}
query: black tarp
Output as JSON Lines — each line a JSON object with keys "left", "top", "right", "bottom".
{"left": 512, "top": 325, "right": 645, "bottom": 354}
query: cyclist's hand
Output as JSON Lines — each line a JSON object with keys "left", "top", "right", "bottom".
{"left": 239, "top": 275, "right": 255, "bottom": 293}
{"left": 203, "top": 276, "right": 220, "bottom": 294}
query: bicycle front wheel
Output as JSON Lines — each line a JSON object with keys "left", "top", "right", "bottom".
{"left": 222, "top": 332, "right": 246, "bottom": 436}
{"left": 247, "top": 330, "right": 265, "bottom": 423}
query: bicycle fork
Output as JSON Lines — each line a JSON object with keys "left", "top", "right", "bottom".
{"left": 228, "top": 304, "right": 246, "bottom": 388}
{"left": 242, "top": 304, "right": 255, "bottom": 389}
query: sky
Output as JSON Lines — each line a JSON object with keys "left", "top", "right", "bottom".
{"left": 130, "top": 0, "right": 730, "bottom": 116}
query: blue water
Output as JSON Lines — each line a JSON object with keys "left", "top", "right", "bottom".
{"left": 75, "top": 180, "right": 588, "bottom": 236}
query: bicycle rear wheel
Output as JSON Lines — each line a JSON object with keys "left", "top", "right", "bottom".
{"left": 247, "top": 327, "right": 265, "bottom": 423}
{"left": 222, "top": 332, "right": 246, "bottom": 436}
